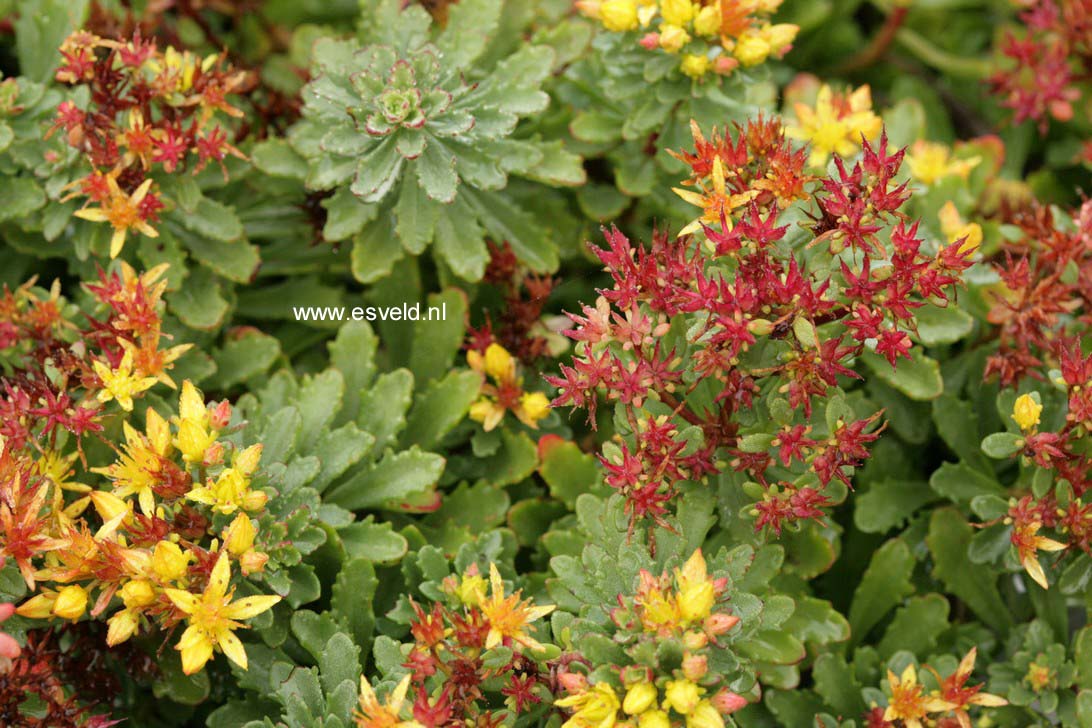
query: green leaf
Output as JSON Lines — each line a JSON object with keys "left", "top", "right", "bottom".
{"left": 351, "top": 137, "right": 404, "bottom": 203}
{"left": 861, "top": 349, "right": 944, "bottom": 401}
{"left": 1076, "top": 627, "right": 1092, "bottom": 690}
{"left": 178, "top": 196, "right": 245, "bottom": 242}
{"left": 325, "top": 447, "right": 444, "bottom": 511}
{"left": 877, "top": 594, "right": 950, "bottom": 659}
{"left": 520, "top": 140, "right": 586, "bottom": 186}
{"left": 210, "top": 331, "right": 282, "bottom": 389}
{"left": 394, "top": 174, "right": 440, "bottom": 254}
{"left": 409, "top": 288, "right": 468, "bottom": 387}
{"left": 340, "top": 518, "right": 409, "bottom": 564}
{"left": 153, "top": 655, "right": 211, "bottom": 705}
{"left": 932, "top": 394, "right": 992, "bottom": 472}
{"left": 913, "top": 304, "right": 974, "bottom": 346}
{"left": 358, "top": 370, "right": 415, "bottom": 452}
{"left": 400, "top": 370, "right": 481, "bottom": 450}
{"left": 433, "top": 199, "right": 488, "bottom": 280}
{"left": 436, "top": 0, "right": 501, "bottom": 67}
{"left": 324, "top": 188, "right": 379, "bottom": 242}
{"left": 168, "top": 269, "right": 229, "bottom": 331}
{"left": 352, "top": 216, "right": 406, "bottom": 284}
{"left": 738, "top": 630, "right": 806, "bottom": 665}
{"left": 538, "top": 437, "right": 602, "bottom": 509}
{"left": 415, "top": 141, "right": 458, "bottom": 203}
{"left": 0, "top": 177, "right": 46, "bottom": 222}
{"left": 329, "top": 321, "right": 378, "bottom": 423}
{"left": 183, "top": 233, "right": 260, "bottom": 283}
{"left": 251, "top": 138, "right": 309, "bottom": 179}
{"left": 854, "top": 479, "right": 937, "bottom": 533}
{"left": 929, "top": 462, "right": 1005, "bottom": 507}
{"left": 981, "top": 432, "right": 1023, "bottom": 458}
{"left": 15, "top": 0, "right": 90, "bottom": 82}
{"left": 330, "top": 558, "right": 377, "bottom": 650}
{"left": 926, "top": 508, "right": 1012, "bottom": 632}
{"left": 318, "top": 633, "right": 361, "bottom": 695}
{"left": 784, "top": 596, "right": 850, "bottom": 646}
{"left": 570, "top": 111, "right": 623, "bottom": 144}
{"left": 848, "top": 538, "right": 915, "bottom": 646}
{"left": 813, "top": 653, "right": 866, "bottom": 718}
{"left": 463, "top": 188, "right": 558, "bottom": 273}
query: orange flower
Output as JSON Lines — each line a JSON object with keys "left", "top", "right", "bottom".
{"left": 935, "top": 648, "right": 1008, "bottom": 728}
{"left": 479, "top": 563, "right": 555, "bottom": 651}
{"left": 1011, "top": 520, "right": 1066, "bottom": 589}
{"left": 884, "top": 664, "right": 956, "bottom": 728}
{"left": 674, "top": 156, "right": 759, "bottom": 235}
{"left": 73, "top": 175, "right": 160, "bottom": 258}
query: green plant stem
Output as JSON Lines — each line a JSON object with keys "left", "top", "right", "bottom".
{"left": 894, "top": 28, "right": 994, "bottom": 80}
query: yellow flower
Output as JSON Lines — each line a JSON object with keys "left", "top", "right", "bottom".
{"left": 884, "top": 664, "right": 956, "bottom": 728}
{"left": 600, "top": 0, "right": 640, "bottom": 31}
{"left": 92, "top": 407, "right": 172, "bottom": 515}
{"left": 187, "top": 444, "right": 264, "bottom": 514}
{"left": 52, "top": 584, "right": 88, "bottom": 621}
{"left": 93, "top": 350, "right": 158, "bottom": 411}
{"left": 639, "top": 710, "right": 671, "bottom": 728}
{"left": 1012, "top": 521, "right": 1066, "bottom": 589}
{"left": 174, "top": 380, "right": 218, "bottom": 463}
{"left": 36, "top": 450, "right": 87, "bottom": 493}
{"left": 786, "top": 84, "right": 883, "bottom": 168}
{"left": 557, "top": 683, "right": 621, "bottom": 728}
{"left": 1012, "top": 393, "right": 1042, "bottom": 431}
{"left": 692, "top": 5, "right": 720, "bottom": 36}
{"left": 734, "top": 32, "right": 771, "bottom": 67}
{"left": 938, "top": 201, "right": 983, "bottom": 256}
{"left": 623, "top": 682, "right": 658, "bottom": 715}
{"left": 906, "top": 140, "right": 980, "bottom": 186}
{"left": 16, "top": 592, "right": 58, "bottom": 619}
{"left": 120, "top": 579, "right": 157, "bottom": 608}
{"left": 762, "top": 23, "right": 799, "bottom": 55}
{"left": 659, "top": 24, "right": 692, "bottom": 53}
{"left": 1025, "top": 661, "right": 1055, "bottom": 692}
{"left": 687, "top": 701, "right": 725, "bottom": 728}
{"left": 467, "top": 343, "right": 550, "bottom": 430}
{"left": 164, "top": 552, "right": 280, "bottom": 674}
{"left": 72, "top": 175, "right": 159, "bottom": 258}
{"left": 679, "top": 53, "right": 711, "bottom": 79}
{"left": 152, "top": 540, "right": 192, "bottom": 582}
{"left": 519, "top": 392, "right": 551, "bottom": 425}
{"left": 660, "top": 0, "right": 695, "bottom": 26}
{"left": 674, "top": 156, "right": 759, "bottom": 235}
{"left": 224, "top": 513, "right": 257, "bottom": 556}
{"left": 479, "top": 563, "right": 556, "bottom": 651}
{"left": 455, "top": 565, "right": 488, "bottom": 607}
{"left": 676, "top": 549, "right": 716, "bottom": 623}
{"left": 355, "top": 674, "right": 422, "bottom": 728}
{"left": 662, "top": 679, "right": 703, "bottom": 715}
{"left": 107, "top": 608, "right": 141, "bottom": 646}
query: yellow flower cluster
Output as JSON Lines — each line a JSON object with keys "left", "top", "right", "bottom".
{"left": 13, "top": 379, "right": 276, "bottom": 675}
{"left": 557, "top": 675, "right": 737, "bottom": 728}
{"left": 468, "top": 343, "right": 550, "bottom": 431}
{"left": 786, "top": 83, "right": 883, "bottom": 167}
{"left": 576, "top": 0, "right": 798, "bottom": 79}
{"left": 632, "top": 550, "right": 735, "bottom": 637}
{"left": 905, "top": 140, "right": 981, "bottom": 186}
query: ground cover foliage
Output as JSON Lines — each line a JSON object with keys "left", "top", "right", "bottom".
{"left": 1, "top": 0, "right": 1092, "bottom": 726}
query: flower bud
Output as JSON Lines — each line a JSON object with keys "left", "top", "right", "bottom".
{"left": 747, "top": 318, "right": 774, "bottom": 335}
{"left": 733, "top": 32, "right": 771, "bottom": 67}
{"left": 120, "top": 579, "right": 156, "bottom": 608}
{"left": 660, "top": 0, "right": 695, "bottom": 26}
{"left": 52, "top": 585, "right": 88, "bottom": 621}
{"left": 688, "top": 700, "right": 725, "bottom": 728}
{"left": 711, "top": 689, "right": 749, "bottom": 715}
{"left": 682, "top": 653, "right": 708, "bottom": 681}
{"left": 242, "top": 488, "right": 268, "bottom": 511}
{"left": 659, "top": 24, "right": 691, "bottom": 53}
{"left": 240, "top": 549, "right": 269, "bottom": 575}
{"left": 680, "top": 53, "right": 710, "bottom": 78}
{"left": 202, "top": 441, "right": 225, "bottom": 468}
{"left": 209, "top": 400, "right": 232, "bottom": 429}
{"left": 639, "top": 32, "right": 660, "bottom": 49}
{"left": 663, "top": 679, "right": 702, "bottom": 715}
{"left": 638, "top": 710, "right": 671, "bottom": 728}
{"left": 763, "top": 23, "right": 799, "bottom": 55}
{"left": 683, "top": 630, "right": 709, "bottom": 650}
{"left": 520, "top": 392, "right": 551, "bottom": 424}
{"left": 107, "top": 609, "right": 139, "bottom": 646}
{"left": 16, "top": 593, "right": 56, "bottom": 619}
{"left": 89, "top": 491, "right": 129, "bottom": 523}
{"left": 152, "top": 540, "right": 190, "bottom": 582}
{"left": 1013, "top": 394, "right": 1042, "bottom": 431}
{"left": 225, "top": 513, "right": 256, "bottom": 556}
{"left": 704, "top": 612, "right": 740, "bottom": 635}
{"left": 623, "top": 682, "right": 658, "bottom": 715}
{"left": 713, "top": 56, "right": 739, "bottom": 75}
{"left": 599, "top": 0, "right": 640, "bottom": 30}
{"left": 693, "top": 5, "right": 720, "bottom": 36}
{"left": 558, "top": 672, "right": 589, "bottom": 693}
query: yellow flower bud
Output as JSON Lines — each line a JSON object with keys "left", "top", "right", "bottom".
{"left": 679, "top": 53, "right": 710, "bottom": 78}
{"left": 239, "top": 549, "right": 269, "bottom": 575}
{"left": 52, "top": 584, "right": 88, "bottom": 621}
{"left": 1013, "top": 394, "right": 1043, "bottom": 431}
{"left": 639, "top": 709, "right": 672, "bottom": 728}
{"left": 686, "top": 700, "right": 725, "bottom": 728}
{"left": 693, "top": 5, "right": 720, "bottom": 36}
{"left": 682, "top": 653, "right": 708, "bottom": 681}
{"left": 16, "top": 593, "right": 57, "bottom": 619}
{"left": 762, "top": 23, "right": 799, "bottom": 55}
{"left": 600, "top": 0, "right": 640, "bottom": 31}
{"left": 456, "top": 571, "right": 488, "bottom": 607}
{"left": 242, "top": 488, "right": 268, "bottom": 512}
{"left": 520, "top": 391, "right": 550, "bottom": 425}
{"left": 225, "top": 514, "right": 257, "bottom": 556}
{"left": 152, "top": 540, "right": 191, "bottom": 582}
{"left": 660, "top": 0, "right": 695, "bottom": 26}
{"left": 89, "top": 490, "right": 130, "bottom": 523}
{"left": 483, "top": 343, "right": 515, "bottom": 382}
{"left": 624, "top": 682, "right": 658, "bottom": 715}
{"left": 107, "top": 609, "right": 140, "bottom": 646}
{"left": 121, "top": 579, "right": 156, "bottom": 608}
{"left": 659, "top": 24, "right": 692, "bottom": 53}
{"left": 733, "top": 32, "right": 771, "bottom": 66}
{"left": 663, "top": 679, "right": 703, "bottom": 715}
{"left": 233, "top": 444, "right": 263, "bottom": 475}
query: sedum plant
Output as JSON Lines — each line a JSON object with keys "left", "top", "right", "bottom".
{"left": 283, "top": 0, "right": 585, "bottom": 283}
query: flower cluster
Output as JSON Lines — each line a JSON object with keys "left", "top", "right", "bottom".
{"left": 575, "top": 0, "right": 798, "bottom": 79}
{"left": 51, "top": 31, "right": 249, "bottom": 257}
{"left": 870, "top": 648, "right": 1006, "bottom": 728}
{"left": 0, "top": 264, "right": 278, "bottom": 678}
{"left": 355, "top": 563, "right": 555, "bottom": 726}
{"left": 550, "top": 116, "right": 974, "bottom": 532}
{"left": 467, "top": 343, "right": 551, "bottom": 432}
{"left": 988, "top": 0, "right": 1089, "bottom": 132}
{"left": 556, "top": 550, "right": 749, "bottom": 728}
{"left": 785, "top": 81, "right": 882, "bottom": 167}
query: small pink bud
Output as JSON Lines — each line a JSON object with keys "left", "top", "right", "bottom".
{"left": 558, "top": 672, "right": 588, "bottom": 693}
{"left": 682, "top": 653, "right": 708, "bottom": 681}
{"left": 712, "top": 689, "right": 749, "bottom": 715}
{"left": 202, "top": 441, "right": 225, "bottom": 468}
{"left": 714, "top": 56, "right": 740, "bottom": 75}
{"left": 704, "top": 612, "right": 740, "bottom": 636}
{"left": 640, "top": 33, "right": 660, "bottom": 50}
{"left": 683, "top": 630, "right": 709, "bottom": 650}
{"left": 209, "top": 400, "right": 233, "bottom": 429}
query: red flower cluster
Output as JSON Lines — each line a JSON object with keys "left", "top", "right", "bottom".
{"left": 984, "top": 199, "right": 1092, "bottom": 386}
{"left": 50, "top": 30, "right": 250, "bottom": 256}
{"left": 989, "top": 0, "right": 1089, "bottom": 131}
{"left": 467, "top": 241, "right": 560, "bottom": 365}
{"left": 549, "top": 118, "right": 973, "bottom": 533}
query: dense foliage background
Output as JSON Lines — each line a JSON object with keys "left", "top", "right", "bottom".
{"left": 1, "top": 0, "right": 1091, "bottom": 726}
